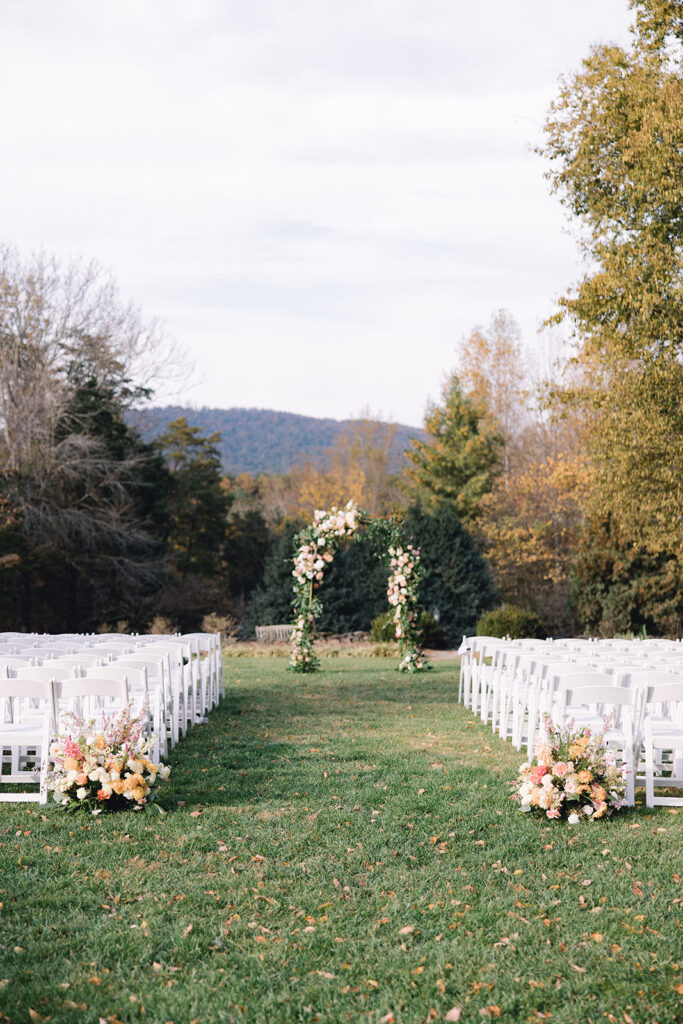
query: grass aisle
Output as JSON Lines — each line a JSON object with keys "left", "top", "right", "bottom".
{"left": 1, "top": 658, "right": 682, "bottom": 1024}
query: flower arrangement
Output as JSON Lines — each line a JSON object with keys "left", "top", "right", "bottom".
{"left": 513, "top": 715, "right": 627, "bottom": 822}
{"left": 289, "top": 503, "right": 428, "bottom": 674}
{"left": 290, "top": 501, "right": 361, "bottom": 673}
{"left": 48, "top": 704, "right": 170, "bottom": 814}
{"left": 387, "top": 544, "right": 427, "bottom": 672}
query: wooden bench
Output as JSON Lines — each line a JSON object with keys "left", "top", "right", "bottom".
{"left": 255, "top": 624, "right": 292, "bottom": 643}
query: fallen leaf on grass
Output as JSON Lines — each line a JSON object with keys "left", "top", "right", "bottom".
{"left": 632, "top": 883, "right": 644, "bottom": 897}
{"left": 590, "top": 933, "right": 603, "bottom": 942}
{"left": 64, "top": 1001, "right": 88, "bottom": 1011}
{"left": 445, "top": 1010, "right": 462, "bottom": 1022}
{"left": 367, "top": 979, "right": 379, "bottom": 988}
{"left": 570, "top": 963, "right": 586, "bottom": 973}
{"left": 189, "top": 810, "right": 202, "bottom": 818}
{"left": 316, "top": 970, "right": 335, "bottom": 979}
{"left": 28, "top": 1011, "right": 42, "bottom": 1022}
{"left": 675, "top": 983, "right": 683, "bottom": 995}
{"left": 380, "top": 1014, "right": 396, "bottom": 1024}
{"left": 183, "top": 924, "right": 193, "bottom": 937}
{"left": 398, "top": 925, "right": 415, "bottom": 935}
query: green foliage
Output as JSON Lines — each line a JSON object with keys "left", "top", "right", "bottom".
{"left": 316, "top": 535, "right": 391, "bottom": 635}
{"left": 241, "top": 521, "right": 304, "bottom": 638}
{"left": 570, "top": 515, "right": 683, "bottom": 638}
{"left": 405, "top": 374, "right": 503, "bottom": 522}
{"left": 1, "top": 659, "right": 681, "bottom": 1023}
{"left": 476, "top": 603, "right": 546, "bottom": 640}
{"left": 370, "top": 608, "right": 447, "bottom": 649}
{"left": 402, "top": 502, "right": 498, "bottom": 647}
{"left": 157, "top": 417, "right": 230, "bottom": 581}
{"left": 243, "top": 522, "right": 393, "bottom": 641}
{"left": 370, "top": 609, "right": 395, "bottom": 642}
{"left": 540, "top": 1, "right": 683, "bottom": 557}
{"left": 417, "top": 610, "right": 448, "bottom": 649}
{"left": 0, "top": 374, "right": 169, "bottom": 632}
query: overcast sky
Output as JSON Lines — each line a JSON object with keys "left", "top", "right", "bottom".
{"left": 0, "top": 1, "right": 633, "bottom": 426}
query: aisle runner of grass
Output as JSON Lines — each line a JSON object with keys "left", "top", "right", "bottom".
{"left": 1, "top": 659, "right": 681, "bottom": 1024}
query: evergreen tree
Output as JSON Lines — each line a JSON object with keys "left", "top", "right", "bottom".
{"left": 402, "top": 502, "right": 498, "bottom": 646}
{"left": 405, "top": 374, "right": 503, "bottom": 523}
{"left": 241, "top": 521, "right": 304, "bottom": 637}
{"left": 157, "top": 418, "right": 230, "bottom": 581}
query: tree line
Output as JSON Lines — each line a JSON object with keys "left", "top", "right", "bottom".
{"left": 1, "top": 0, "right": 681, "bottom": 640}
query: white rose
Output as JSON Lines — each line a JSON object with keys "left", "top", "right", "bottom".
{"left": 567, "top": 812, "right": 580, "bottom": 825}
{"left": 76, "top": 787, "right": 88, "bottom": 801}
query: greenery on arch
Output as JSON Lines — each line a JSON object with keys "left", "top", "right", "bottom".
{"left": 289, "top": 502, "right": 427, "bottom": 673}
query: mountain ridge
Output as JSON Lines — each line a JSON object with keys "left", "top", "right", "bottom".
{"left": 132, "top": 405, "right": 425, "bottom": 476}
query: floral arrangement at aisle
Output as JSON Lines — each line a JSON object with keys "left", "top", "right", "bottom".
{"left": 513, "top": 715, "right": 627, "bottom": 823}
{"left": 387, "top": 544, "right": 426, "bottom": 672}
{"left": 289, "top": 501, "right": 428, "bottom": 674}
{"left": 48, "top": 704, "right": 170, "bottom": 814}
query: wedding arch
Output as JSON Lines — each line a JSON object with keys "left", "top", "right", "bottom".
{"left": 289, "top": 501, "right": 427, "bottom": 673}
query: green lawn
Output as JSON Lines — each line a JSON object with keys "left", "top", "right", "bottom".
{"left": 1, "top": 658, "right": 681, "bottom": 1024}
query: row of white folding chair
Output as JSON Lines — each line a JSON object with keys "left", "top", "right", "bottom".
{"left": 2, "top": 631, "right": 223, "bottom": 751}
{"left": 1, "top": 676, "right": 131, "bottom": 803}
{"left": 464, "top": 638, "right": 683, "bottom": 807}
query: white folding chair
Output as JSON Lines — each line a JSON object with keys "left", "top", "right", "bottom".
{"left": 52, "top": 677, "right": 130, "bottom": 731}
{"left": 559, "top": 685, "right": 641, "bottom": 806}
{"left": 50, "top": 654, "right": 106, "bottom": 671}
{"left": 84, "top": 664, "right": 162, "bottom": 761}
{"left": 114, "top": 653, "right": 177, "bottom": 749}
{"left": 642, "top": 682, "right": 683, "bottom": 808}
{"left": 0, "top": 678, "right": 54, "bottom": 803}
{"left": 142, "top": 641, "right": 195, "bottom": 732}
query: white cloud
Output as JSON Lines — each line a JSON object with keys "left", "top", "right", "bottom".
{"left": 0, "top": 0, "right": 632, "bottom": 425}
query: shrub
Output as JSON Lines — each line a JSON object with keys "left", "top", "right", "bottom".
{"left": 370, "top": 610, "right": 396, "bottom": 643}
{"left": 371, "top": 609, "right": 448, "bottom": 648}
{"left": 201, "top": 612, "right": 238, "bottom": 640}
{"left": 417, "top": 611, "right": 447, "bottom": 649}
{"left": 476, "top": 603, "right": 545, "bottom": 639}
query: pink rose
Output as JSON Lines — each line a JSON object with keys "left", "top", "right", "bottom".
{"left": 530, "top": 765, "right": 549, "bottom": 785}
{"left": 553, "top": 762, "right": 570, "bottom": 777}
{"left": 546, "top": 808, "right": 561, "bottom": 819}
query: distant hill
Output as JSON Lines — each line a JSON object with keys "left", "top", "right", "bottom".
{"left": 132, "top": 406, "right": 425, "bottom": 476}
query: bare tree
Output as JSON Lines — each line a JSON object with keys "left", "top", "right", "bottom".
{"left": 0, "top": 246, "right": 183, "bottom": 626}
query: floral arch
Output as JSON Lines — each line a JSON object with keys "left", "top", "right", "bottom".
{"left": 289, "top": 501, "right": 426, "bottom": 674}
